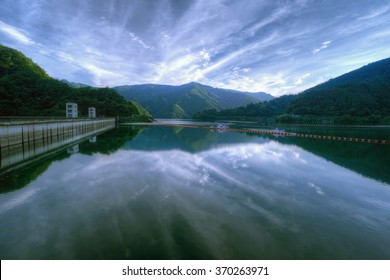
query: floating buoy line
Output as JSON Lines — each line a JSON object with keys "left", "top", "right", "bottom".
{"left": 150, "top": 123, "right": 390, "bottom": 145}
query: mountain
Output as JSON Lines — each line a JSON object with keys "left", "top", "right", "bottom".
{"left": 195, "top": 57, "right": 390, "bottom": 124}
{"left": 60, "top": 79, "right": 91, "bottom": 89}
{"left": 114, "top": 82, "right": 273, "bottom": 118}
{"left": 0, "top": 45, "right": 151, "bottom": 120}
{"left": 286, "top": 57, "right": 390, "bottom": 117}
{"left": 194, "top": 94, "right": 296, "bottom": 120}
{"left": 222, "top": 88, "right": 273, "bottom": 102}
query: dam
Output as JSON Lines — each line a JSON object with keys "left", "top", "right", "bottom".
{"left": 0, "top": 117, "right": 116, "bottom": 175}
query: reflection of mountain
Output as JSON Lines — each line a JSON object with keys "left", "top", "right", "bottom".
{"left": 122, "top": 125, "right": 268, "bottom": 152}
{"left": 264, "top": 134, "right": 390, "bottom": 185}
{"left": 79, "top": 125, "right": 144, "bottom": 155}
{"left": 0, "top": 152, "right": 70, "bottom": 194}
{"left": 0, "top": 126, "right": 144, "bottom": 193}
{"left": 125, "top": 125, "right": 390, "bottom": 184}
{"left": 2, "top": 124, "right": 388, "bottom": 194}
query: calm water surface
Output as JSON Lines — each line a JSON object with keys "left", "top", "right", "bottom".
{"left": 0, "top": 121, "right": 389, "bottom": 259}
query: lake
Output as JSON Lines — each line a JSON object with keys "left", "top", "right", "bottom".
{"left": 1, "top": 120, "right": 390, "bottom": 259}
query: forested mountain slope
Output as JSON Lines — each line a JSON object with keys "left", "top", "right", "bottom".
{"left": 0, "top": 45, "right": 151, "bottom": 119}
{"left": 286, "top": 58, "right": 390, "bottom": 117}
{"left": 114, "top": 82, "right": 273, "bottom": 118}
{"left": 195, "top": 58, "right": 390, "bottom": 124}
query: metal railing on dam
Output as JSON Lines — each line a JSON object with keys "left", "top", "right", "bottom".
{"left": 0, "top": 117, "right": 116, "bottom": 174}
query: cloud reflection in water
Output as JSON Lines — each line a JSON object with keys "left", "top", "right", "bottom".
{"left": 0, "top": 141, "right": 390, "bottom": 259}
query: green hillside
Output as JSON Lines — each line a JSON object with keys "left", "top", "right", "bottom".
{"left": 194, "top": 95, "right": 296, "bottom": 120}
{"left": 0, "top": 45, "right": 152, "bottom": 120}
{"left": 114, "top": 82, "right": 273, "bottom": 118}
{"left": 60, "top": 79, "right": 91, "bottom": 89}
{"left": 286, "top": 58, "right": 390, "bottom": 118}
{"left": 196, "top": 58, "right": 390, "bottom": 124}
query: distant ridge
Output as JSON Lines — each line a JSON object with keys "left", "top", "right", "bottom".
{"left": 114, "top": 82, "right": 273, "bottom": 118}
{"left": 60, "top": 79, "right": 92, "bottom": 89}
{"left": 286, "top": 57, "right": 390, "bottom": 116}
{"left": 195, "top": 57, "right": 390, "bottom": 124}
{"left": 0, "top": 44, "right": 151, "bottom": 119}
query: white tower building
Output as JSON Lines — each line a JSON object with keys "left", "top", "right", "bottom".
{"left": 88, "top": 107, "right": 96, "bottom": 118}
{"left": 66, "top": 103, "right": 78, "bottom": 118}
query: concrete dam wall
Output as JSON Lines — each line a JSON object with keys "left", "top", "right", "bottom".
{"left": 0, "top": 118, "right": 116, "bottom": 173}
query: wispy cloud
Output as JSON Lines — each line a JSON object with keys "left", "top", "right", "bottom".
{"left": 82, "top": 63, "right": 127, "bottom": 86}
{"left": 357, "top": 4, "right": 390, "bottom": 20}
{"left": 128, "top": 31, "right": 153, "bottom": 50}
{"left": 313, "top": 41, "right": 332, "bottom": 54}
{"left": 0, "top": 20, "right": 35, "bottom": 45}
{"left": 56, "top": 51, "right": 74, "bottom": 63}
{"left": 0, "top": 0, "right": 389, "bottom": 95}
{"left": 295, "top": 73, "right": 311, "bottom": 85}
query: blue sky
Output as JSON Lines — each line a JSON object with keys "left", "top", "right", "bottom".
{"left": 1, "top": 0, "right": 389, "bottom": 96}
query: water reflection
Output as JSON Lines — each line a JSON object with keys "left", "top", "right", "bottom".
{"left": 0, "top": 129, "right": 389, "bottom": 259}
{"left": 3, "top": 124, "right": 388, "bottom": 193}
{"left": 0, "top": 126, "right": 143, "bottom": 193}
{"left": 125, "top": 125, "right": 390, "bottom": 185}
{"left": 279, "top": 136, "right": 390, "bottom": 185}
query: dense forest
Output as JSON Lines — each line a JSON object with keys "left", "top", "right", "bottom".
{"left": 196, "top": 58, "right": 390, "bottom": 124}
{"left": 0, "top": 45, "right": 152, "bottom": 120}
{"left": 194, "top": 95, "right": 295, "bottom": 121}
{"left": 114, "top": 82, "right": 273, "bottom": 118}
{"left": 286, "top": 58, "right": 390, "bottom": 118}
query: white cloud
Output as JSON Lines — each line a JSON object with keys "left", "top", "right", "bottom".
{"left": 84, "top": 47, "right": 103, "bottom": 56}
{"left": 210, "top": 71, "right": 290, "bottom": 96}
{"left": 165, "top": 53, "right": 195, "bottom": 72}
{"left": 56, "top": 51, "right": 74, "bottom": 63}
{"left": 1, "top": 0, "right": 389, "bottom": 95}
{"left": 313, "top": 41, "right": 331, "bottom": 54}
{"left": 199, "top": 49, "right": 211, "bottom": 67}
{"left": 128, "top": 32, "right": 153, "bottom": 50}
{"left": 82, "top": 63, "right": 126, "bottom": 86}
{"left": 294, "top": 73, "right": 310, "bottom": 85}
{"left": 232, "top": 67, "right": 251, "bottom": 78}
{"left": 308, "top": 182, "right": 325, "bottom": 195}
{"left": 246, "top": 5, "right": 290, "bottom": 36}
{"left": 357, "top": 4, "right": 390, "bottom": 20}
{"left": 0, "top": 21, "right": 35, "bottom": 45}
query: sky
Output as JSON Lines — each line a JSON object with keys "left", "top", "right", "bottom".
{"left": 0, "top": 0, "right": 389, "bottom": 96}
